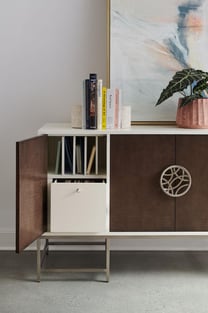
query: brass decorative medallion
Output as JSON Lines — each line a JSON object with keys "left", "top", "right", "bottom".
{"left": 160, "top": 165, "right": 192, "bottom": 197}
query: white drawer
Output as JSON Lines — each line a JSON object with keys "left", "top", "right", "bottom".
{"left": 50, "top": 182, "right": 107, "bottom": 232}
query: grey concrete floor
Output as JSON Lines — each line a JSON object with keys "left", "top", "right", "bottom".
{"left": 0, "top": 250, "right": 208, "bottom": 313}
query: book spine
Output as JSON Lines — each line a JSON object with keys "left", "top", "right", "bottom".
{"left": 86, "top": 145, "right": 96, "bottom": 175}
{"left": 75, "top": 137, "right": 84, "bottom": 174}
{"left": 55, "top": 140, "right": 61, "bottom": 174}
{"left": 114, "top": 88, "right": 122, "bottom": 128}
{"left": 85, "top": 79, "right": 90, "bottom": 129}
{"left": 65, "top": 137, "right": 73, "bottom": 174}
{"left": 106, "top": 88, "right": 115, "bottom": 129}
{"left": 82, "top": 80, "right": 86, "bottom": 129}
{"left": 102, "top": 87, "right": 107, "bottom": 130}
{"left": 89, "top": 73, "right": 97, "bottom": 129}
{"left": 97, "top": 79, "right": 103, "bottom": 130}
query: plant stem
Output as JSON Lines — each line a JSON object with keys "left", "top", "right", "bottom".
{"left": 179, "top": 91, "right": 186, "bottom": 97}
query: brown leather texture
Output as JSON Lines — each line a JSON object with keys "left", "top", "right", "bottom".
{"left": 16, "top": 135, "right": 48, "bottom": 252}
{"left": 110, "top": 135, "right": 175, "bottom": 231}
{"left": 176, "top": 135, "right": 208, "bottom": 231}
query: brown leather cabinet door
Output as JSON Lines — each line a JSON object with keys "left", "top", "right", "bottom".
{"left": 16, "top": 135, "right": 48, "bottom": 252}
{"left": 110, "top": 135, "right": 175, "bottom": 231}
{"left": 176, "top": 135, "right": 208, "bottom": 231}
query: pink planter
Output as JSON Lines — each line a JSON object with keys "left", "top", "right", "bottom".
{"left": 176, "top": 98, "right": 208, "bottom": 129}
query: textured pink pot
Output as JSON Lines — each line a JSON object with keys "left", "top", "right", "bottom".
{"left": 176, "top": 98, "right": 208, "bottom": 129}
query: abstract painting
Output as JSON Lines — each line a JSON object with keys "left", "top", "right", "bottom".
{"left": 109, "top": 0, "right": 208, "bottom": 121}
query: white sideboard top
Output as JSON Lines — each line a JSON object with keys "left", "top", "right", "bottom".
{"left": 38, "top": 123, "right": 208, "bottom": 136}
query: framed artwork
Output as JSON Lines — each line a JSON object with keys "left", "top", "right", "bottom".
{"left": 108, "top": 0, "right": 208, "bottom": 123}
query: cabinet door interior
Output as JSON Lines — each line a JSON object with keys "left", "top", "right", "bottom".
{"left": 16, "top": 135, "right": 48, "bottom": 252}
{"left": 110, "top": 135, "right": 175, "bottom": 231}
{"left": 176, "top": 135, "right": 208, "bottom": 231}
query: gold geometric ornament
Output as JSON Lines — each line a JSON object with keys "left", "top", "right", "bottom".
{"left": 160, "top": 165, "right": 192, "bottom": 197}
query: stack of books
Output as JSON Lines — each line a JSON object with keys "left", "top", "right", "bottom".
{"left": 83, "top": 73, "right": 122, "bottom": 130}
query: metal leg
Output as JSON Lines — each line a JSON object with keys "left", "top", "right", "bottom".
{"left": 105, "top": 238, "right": 110, "bottom": 282}
{"left": 37, "top": 236, "right": 110, "bottom": 282}
{"left": 37, "top": 238, "right": 41, "bottom": 282}
{"left": 43, "top": 239, "right": 49, "bottom": 258}
{"left": 46, "top": 239, "right": 49, "bottom": 255}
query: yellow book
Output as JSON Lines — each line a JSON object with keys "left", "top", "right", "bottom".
{"left": 102, "top": 87, "right": 107, "bottom": 130}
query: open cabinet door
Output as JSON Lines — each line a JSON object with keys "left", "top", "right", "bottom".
{"left": 16, "top": 135, "right": 48, "bottom": 253}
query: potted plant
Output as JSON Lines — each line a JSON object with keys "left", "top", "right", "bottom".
{"left": 155, "top": 68, "right": 208, "bottom": 128}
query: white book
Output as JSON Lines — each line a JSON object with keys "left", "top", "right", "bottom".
{"left": 97, "top": 79, "right": 103, "bottom": 130}
{"left": 114, "top": 88, "right": 122, "bottom": 128}
{"left": 82, "top": 80, "right": 86, "bottom": 129}
{"left": 106, "top": 88, "right": 115, "bottom": 129}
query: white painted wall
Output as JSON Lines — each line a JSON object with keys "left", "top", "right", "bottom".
{"left": 1, "top": 0, "right": 208, "bottom": 250}
{"left": 0, "top": 0, "right": 107, "bottom": 249}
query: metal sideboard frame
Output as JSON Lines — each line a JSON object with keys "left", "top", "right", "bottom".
{"left": 36, "top": 234, "right": 110, "bottom": 282}
{"left": 36, "top": 231, "right": 208, "bottom": 282}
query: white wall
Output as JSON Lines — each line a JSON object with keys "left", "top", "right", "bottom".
{"left": 1, "top": 0, "right": 208, "bottom": 250}
{"left": 0, "top": 0, "right": 107, "bottom": 249}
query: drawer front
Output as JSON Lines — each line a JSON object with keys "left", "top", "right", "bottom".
{"left": 50, "top": 182, "right": 107, "bottom": 232}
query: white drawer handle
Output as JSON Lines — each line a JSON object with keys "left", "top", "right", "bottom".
{"left": 75, "top": 188, "right": 81, "bottom": 193}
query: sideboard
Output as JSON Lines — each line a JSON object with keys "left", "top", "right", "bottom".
{"left": 16, "top": 123, "right": 208, "bottom": 281}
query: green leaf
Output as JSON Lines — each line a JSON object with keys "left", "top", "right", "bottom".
{"left": 193, "top": 78, "right": 208, "bottom": 95}
{"left": 180, "top": 94, "right": 202, "bottom": 107}
{"left": 155, "top": 68, "right": 208, "bottom": 106}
